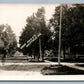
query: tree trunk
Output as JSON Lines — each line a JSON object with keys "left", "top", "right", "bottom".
{"left": 63, "top": 45, "right": 65, "bottom": 60}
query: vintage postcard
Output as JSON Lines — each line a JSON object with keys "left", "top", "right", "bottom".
{"left": 0, "top": 3, "right": 84, "bottom": 81}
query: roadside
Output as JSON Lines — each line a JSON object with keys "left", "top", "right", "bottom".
{"left": 0, "top": 60, "right": 84, "bottom": 76}
{"left": 45, "top": 60, "right": 84, "bottom": 71}
{"left": 1, "top": 60, "right": 84, "bottom": 71}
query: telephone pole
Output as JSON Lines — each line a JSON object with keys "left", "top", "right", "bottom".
{"left": 39, "top": 35, "right": 42, "bottom": 61}
{"left": 58, "top": 4, "right": 62, "bottom": 65}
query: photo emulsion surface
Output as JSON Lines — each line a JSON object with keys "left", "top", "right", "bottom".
{"left": 0, "top": 4, "right": 84, "bottom": 81}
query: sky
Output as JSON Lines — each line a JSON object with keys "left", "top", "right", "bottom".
{"left": 0, "top": 4, "right": 59, "bottom": 42}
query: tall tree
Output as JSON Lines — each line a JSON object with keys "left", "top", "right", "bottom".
{"left": 19, "top": 7, "right": 52, "bottom": 61}
{"left": 50, "top": 4, "right": 84, "bottom": 58}
{"left": 0, "top": 24, "right": 17, "bottom": 57}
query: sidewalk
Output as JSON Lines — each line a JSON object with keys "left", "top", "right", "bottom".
{"left": 46, "top": 60, "right": 84, "bottom": 71}
{"left": 1, "top": 60, "right": 84, "bottom": 71}
{"left": 63, "top": 63, "right": 84, "bottom": 71}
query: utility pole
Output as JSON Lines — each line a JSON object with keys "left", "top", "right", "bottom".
{"left": 58, "top": 4, "right": 62, "bottom": 65}
{"left": 39, "top": 35, "right": 42, "bottom": 61}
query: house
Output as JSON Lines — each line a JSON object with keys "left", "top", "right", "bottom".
{"left": 62, "top": 42, "right": 84, "bottom": 60}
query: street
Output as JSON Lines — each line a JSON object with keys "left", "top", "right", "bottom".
{"left": 0, "top": 61, "right": 84, "bottom": 75}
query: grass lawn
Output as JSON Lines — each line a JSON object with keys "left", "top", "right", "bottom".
{"left": 0, "top": 64, "right": 49, "bottom": 71}
{"left": 0, "top": 56, "right": 48, "bottom": 72}
{"left": 1, "top": 56, "right": 84, "bottom": 75}
{"left": 0, "top": 59, "right": 29, "bottom": 63}
{"left": 0, "top": 56, "right": 29, "bottom": 63}
{"left": 41, "top": 65, "right": 84, "bottom": 75}
{"left": 46, "top": 57, "right": 84, "bottom": 63}
{"left": 0, "top": 56, "right": 45, "bottom": 63}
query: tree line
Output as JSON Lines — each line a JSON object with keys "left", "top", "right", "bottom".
{"left": 0, "top": 4, "right": 83, "bottom": 60}
{"left": 0, "top": 24, "right": 17, "bottom": 57}
{"left": 19, "top": 4, "right": 84, "bottom": 61}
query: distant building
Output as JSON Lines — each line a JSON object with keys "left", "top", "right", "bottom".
{"left": 62, "top": 42, "right": 84, "bottom": 60}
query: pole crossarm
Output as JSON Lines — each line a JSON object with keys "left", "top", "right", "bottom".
{"left": 20, "top": 33, "right": 41, "bottom": 49}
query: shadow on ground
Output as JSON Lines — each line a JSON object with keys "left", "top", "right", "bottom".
{"left": 41, "top": 65, "right": 84, "bottom": 75}
{"left": 75, "top": 64, "right": 84, "bottom": 67}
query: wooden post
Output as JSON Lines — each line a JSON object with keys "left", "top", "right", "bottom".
{"left": 58, "top": 5, "right": 62, "bottom": 65}
{"left": 39, "top": 36, "right": 42, "bottom": 61}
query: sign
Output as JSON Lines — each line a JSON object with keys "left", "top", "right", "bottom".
{"left": 20, "top": 33, "right": 41, "bottom": 49}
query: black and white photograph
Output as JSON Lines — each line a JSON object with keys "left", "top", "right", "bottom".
{"left": 0, "top": 4, "right": 84, "bottom": 80}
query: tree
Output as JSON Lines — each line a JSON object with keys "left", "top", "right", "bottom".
{"left": 19, "top": 7, "right": 52, "bottom": 61}
{"left": 0, "top": 24, "right": 17, "bottom": 57}
{"left": 50, "top": 4, "right": 84, "bottom": 58}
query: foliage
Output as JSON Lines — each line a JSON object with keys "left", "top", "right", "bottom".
{"left": 19, "top": 7, "right": 52, "bottom": 56}
{"left": 50, "top": 4, "right": 84, "bottom": 49}
{"left": 0, "top": 24, "right": 17, "bottom": 56}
